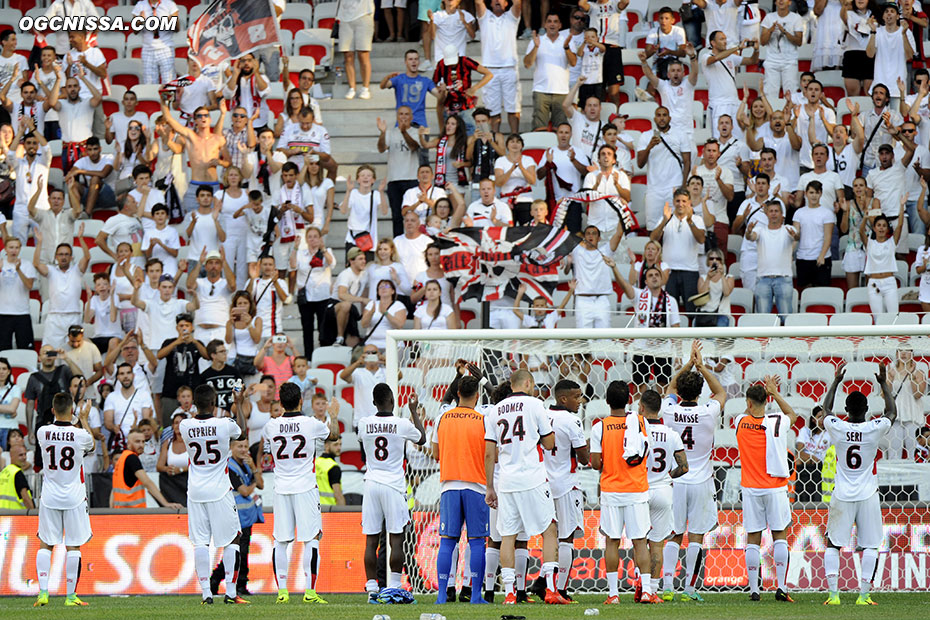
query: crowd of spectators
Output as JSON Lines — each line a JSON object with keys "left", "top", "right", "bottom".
{"left": 1, "top": 0, "right": 930, "bottom": 500}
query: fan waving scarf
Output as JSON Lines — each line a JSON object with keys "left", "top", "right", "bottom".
{"left": 435, "top": 225, "right": 580, "bottom": 305}
{"left": 551, "top": 189, "right": 640, "bottom": 234}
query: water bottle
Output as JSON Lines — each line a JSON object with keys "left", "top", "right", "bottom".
{"left": 584, "top": 609, "right": 601, "bottom": 616}
{"left": 372, "top": 615, "right": 391, "bottom": 620}
{"left": 334, "top": 66, "right": 344, "bottom": 87}
{"left": 419, "top": 614, "right": 445, "bottom": 620}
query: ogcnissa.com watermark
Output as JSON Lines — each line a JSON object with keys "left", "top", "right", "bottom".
{"left": 19, "top": 14, "right": 179, "bottom": 34}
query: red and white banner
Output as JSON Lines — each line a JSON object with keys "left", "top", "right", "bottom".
{"left": 187, "top": 0, "right": 281, "bottom": 68}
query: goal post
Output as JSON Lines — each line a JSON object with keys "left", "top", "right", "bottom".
{"left": 385, "top": 325, "right": 930, "bottom": 595}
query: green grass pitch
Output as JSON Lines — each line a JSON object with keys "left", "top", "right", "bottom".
{"left": 1, "top": 592, "right": 927, "bottom": 619}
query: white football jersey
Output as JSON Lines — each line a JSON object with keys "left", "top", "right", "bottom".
{"left": 358, "top": 413, "right": 423, "bottom": 493}
{"left": 646, "top": 420, "right": 685, "bottom": 487}
{"left": 662, "top": 395, "right": 721, "bottom": 484}
{"left": 37, "top": 422, "right": 94, "bottom": 510}
{"left": 179, "top": 415, "right": 241, "bottom": 502}
{"left": 543, "top": 407, "right": 587, "bottom": 499}
{"left": 263, "top": 413, "right": 331, "bottom": 495}
{"left": 824, "top": 415, "right": 892, "bottom": 502}
{"left": 484, "top": 392, "right": 553, "bottom": 493}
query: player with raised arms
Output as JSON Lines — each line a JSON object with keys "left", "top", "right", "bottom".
{"left": 180, "top": 384, "right": 249, "bottom": 605}
{"left": 662, "top": 341, "right": 727, "bottom": 602}
{"left": 432, "top": 374, "right": 491, "bottom": 604}
{"left": 358, "top": 383, "right": 426, "bottom": 602}
{"left": 484, "top": 369, "right": 568, "bottom": 605}
{"left": 821, "top": 363, "right": 896, "bottom": 606}
{"left": 736, "top": 376, "right": 798, "bottom": 602}
{"left": 542, "top": 379, "right": 590, "bottom": 602}
{"left": 264, "top": 382, "right": 339, "bottom": 604}
{"left": 33, "top": 393, "right": 95, "bottom": 608}
{"left": 591, "top": 380, "right": 658, "bottom": 604}
{"left": 642, "top": 388, "right": 689, "bottom": 601}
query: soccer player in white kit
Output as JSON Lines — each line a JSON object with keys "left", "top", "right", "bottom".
{"left": 180, "top": 384, "right": 249, "bottom": 605}
{"left": 263, "top": 382, "right": 339, "bottom": 604}
{"left": 662, "top": 341, "right": 727, "bottom": 602}
{"left": 641, "top": 389, "right": 688, "bottom": 600}
{"left": 736, "top": 377, "right": 798, "bottom": 602}
{"left": 541, "top": 379, "right": 590, "bottom": 602}
{"left": 358, "top": 383, "right": 426, "bottom": 601}
{"left": 821, "top": 363, "right": 896, "bottom": 606}
{"left": 34, "top": 393, "right": 95, "bottom": 608}
{"left": 484, "top": 369, "right": 568, "bottom": 605}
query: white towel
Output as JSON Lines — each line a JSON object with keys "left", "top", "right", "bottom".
{"left": 762, "top": 413, "right": 790, "bottom": 479}
{"left": 623, "top": 413, "right": 648, "bottom": 464}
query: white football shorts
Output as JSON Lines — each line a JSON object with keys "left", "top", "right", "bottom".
{"left": 827, "top": 492, "right": 883, "bottom": 549}
{"left": 498, "top": 483, "right": 556, "bottom": 538}
{"left": 361, "top": 480, "right": 410, "bottom": 535}
{"left": 554, "top": 488, "right": 584, "bottom": 540}
{"left": 647, "top": 484, "right": 674, "bottom": 542}
{"left": 274, "top": 488, "right": 323, "bottom": 543}
{"left": 672, "top": 479, "right": 719, "bottom": 536}
{"left": 38, "top": 501, "right": 92, "bottom": 547}
{"left": 600, "top": 501, "right": 650, "bottom": 540}
{"left": 742, "top": 487, "right": 792, "bottom": 534}
{"left": 188, "top": 492, "right": 240, "bottom": 547}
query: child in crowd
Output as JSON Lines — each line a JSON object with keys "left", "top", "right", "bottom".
{"left": 577, "top": 28, "right": 606, "bottom": 104}
{"left": 171, "top": 385, "right": 198, "bottom": 418}
{"left": 137, "top": 418, "right": 160, "bottom": 472}
{"left": 287, "top": 355, "right": 319, "bottom": 414}
{"left": 142, "top": 204, "right": 180, "bottom": 276}
{"left": 235, "top": 189, "right": 276, "bottom": 271}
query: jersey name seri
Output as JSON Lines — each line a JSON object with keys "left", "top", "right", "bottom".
{"left": 824, "top": 415, "right": 892, "bottom": 502}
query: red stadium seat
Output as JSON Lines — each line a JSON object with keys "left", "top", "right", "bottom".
{"left": 317, "top": 17, "right": 336, "bottom": 30}
{"left": 97, "top": 46, "right": 120, "bottom": 63}
{"left": 280, "top": 18, "right": 307, "bottom": 36}
{"left": 623, "top": 64, "right": 645, "bottom": 83}
{"left": 341, "top": 450, "right": 364, "bottom": 469}
{"left": 297, "top": 44, "right": 329, "bottom": 64}
{"left": 625, "top": 118, "right": 652, "bottom": 132}
{"left": 267, "top": 97, "right": 284, "bottom": 117}
{"left": 341, "top": 385, "right": 354, "bottom": 406}
{"left": 135, "top": 100, "right": 162, "bottom": 116}
{"left": 318, "top": 362, "right": 345, "bottom": 377}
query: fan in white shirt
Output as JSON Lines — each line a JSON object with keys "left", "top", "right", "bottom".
{"left": 700, "top": 31, "right": 759, "bottom": 138}
{"left": 466, "top": 178, "right": 513, "bottom": 228}
{"left": 358, "top": 384, "right": 425, "bottom": 598}
{"left": 820, "top": 364, "right": 896, "bottom": 605}
{"left": 636, "top": 107, "right": 691, "bottom": 228}
{"left": 639, "top": 47, "right": 699, "bottom": 145}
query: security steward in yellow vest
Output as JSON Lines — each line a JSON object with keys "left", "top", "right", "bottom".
{"left": 315, "top": 437, "right": 346, "bottom": 505}
{"left": 0, "top": 444, "right": 35, "bottom": 509}
{"left": 110, "top": 428, "right": 183, "bottom": 510}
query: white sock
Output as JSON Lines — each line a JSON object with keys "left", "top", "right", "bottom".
{"left": 448, "top": 544, "right": 459, "bottom": 589}
{"left": 651, "top": 576, "right": 660, "bottom": 593}
{"left": 684, "top": 544, "right": 702, "bottom": 594}
{"left": 825, "top": 547, "right": 840, "bottom": 594}
{"left": 860, "top": 549, "right": 878, "bottom": 596}
{"left": 746, "top": 544, "right": 761, "bottom": 594}
{"left": 306, "top": 539, "right": 320, "bottom": 590}
{"left": 501, "top": 567, "right": 515, "bottom": 596}
{"left": 36, "top": 548, "right": 51, "bottom": 592}
{"left": 462, "top": 542, "right": 471, "bottom": 587}
{"left": 223, "top": 544, "right": 239, "bottom": 598}
{"left": 607, "top": 571, "right": 619, "bottom": 597}
{"left": 515, "top": 548, "right": 528, "bottom": 591}
{"left": 557, "top": 542, "right": 573, "bottom": 591}
{"left": 65, "top": 551, "right": 81, "bottom": 596}
{"left": 662, "top": 541, "right": 680, "bottom": 591}
{"left": 542, "top": 561, "right": 557, "bottom": 591}
{"left": 366, "top": 579, "right": 379, "bottom": 594}
{"left": 641, "top": 573, "right": 653, "bottom": 595}
{"left": 274, "top": 541, "right": 289, "bottom": 591}
{"left": 194, "top": 546, "right": 211, "bottom": 599}
{"left": 389, "top": 571, "right": 402, "bottom": 588}
{"left": 485, "top": 547, "right": 500, "bottom": 591}
{"left": 773, "top": 540, "right": 788, "bottom": 591}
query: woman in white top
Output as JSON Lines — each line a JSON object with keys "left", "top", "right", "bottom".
{"left": 293, "top": 226, "right": 335, "bottom": 357}
{"left": 145, "top": 115, "right": 185, "bottom": 184}
{"left": 887, "top": 348, "right": 927, "bottom": 460}
{"left": 419, "top": 115, "right": 469, "bottom": 196}
{"left": 361, "top": 280, "right": 408, "bottom": 351}
{"left": 225, "top": 291, "right": 263, "bottom": 376}
{"left": 859, "top": 198, "right": 905, "bottom": 317}
{"left": 338, "top": 165, "right": 388, "bottom": 256}
{"left": 366, "top": 238, "right": 412, "bottom": 300}
{"left": 795, "top": 405, "right": 830, "bottom": 502}
{"left": 494, "top": 134, "right": 537, "bottom": 226}
{"left": 109, "top": 245, "right": 144, "bottom": 335}
{"left": 413, "top": 280, "right": 458, "bottom": 330}
{"left": 0, "top": 358, "right": 22, "bottom": 450}
{"left": 695, "top": 248, "right": 735, "bottom": 327}
{"left": 303, "top": 154, "right": 335, "bottom": 234}
{"left": 841, "top": 0, "right": 875, "bottom": 96}
{"left": 156, "top": 411, "right": 189, "bottom": 505}
{"left": 216, "top": 166, "right": 250, "bottom": 287}
{"left": 112, "top": 121, "right": 150, "bottom": 193}
{"left": 812, "top": 0, "right": 845, "bottom": 71}
{"left": 840, "top": 176, "right": 876, "bottom": 290}
{"left": 411, "top": 243, "right": 452, "bottom": 306}
{"left": 0, "top": 237, "right": 36, "bottom": 350}
{"left": 627, "top": 239, "right": 670, "bottom": 288}
{"left": 273, "top": 88, "right": 305, "bottom": 138}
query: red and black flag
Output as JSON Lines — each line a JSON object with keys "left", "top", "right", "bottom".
{"left": 187, "top": 0, "right": 281, "bottom": 68}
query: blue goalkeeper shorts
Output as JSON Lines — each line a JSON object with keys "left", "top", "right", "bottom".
{"left": 439, "top": 489, "right": 489, "bottom": 538}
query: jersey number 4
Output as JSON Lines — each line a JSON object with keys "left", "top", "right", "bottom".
{"left": 273, "top": 435, "right": 308, "bottom": 460}
{"left": 680, "top": 426, "right": 695, "bottom": 450}
{"left": 498, "top": 415, "right": 525, "bottom": 445}
{"left": 191, "top": 440, "right": 221, "bottom": 465}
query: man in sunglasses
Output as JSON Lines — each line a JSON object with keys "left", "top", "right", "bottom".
{"left": 221, "top": 106, "right": 258, "bottom": 171}
{"left": 186, "top": 248, "right": 236, "bottom": 346}
{"left": 104, "top": 90, "right": 149, "bottom": 147}
{"left": 159, "top": 98, "right": 230, "bottom": 215}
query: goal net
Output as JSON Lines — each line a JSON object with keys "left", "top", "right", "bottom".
{"left": 385, "top": 325, "right": 930, "bottom": 595}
